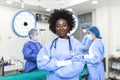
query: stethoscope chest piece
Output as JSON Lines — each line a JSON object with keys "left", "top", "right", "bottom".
{"left": 69, "top": 50, "right": 74, "bottom": 57}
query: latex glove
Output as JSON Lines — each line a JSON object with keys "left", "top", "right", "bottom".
{"left": 84, "top": 54, "right": 94, "bottom": 59}
{"left": 43, "top": 55, "right": 49, "bottom": 60}
{"left": 57, "top": 60, "right": 72, "bottom": 67}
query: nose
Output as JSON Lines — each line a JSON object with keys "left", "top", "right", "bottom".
{"left": 58, "top": 25, "right": 64, "bottom": 30}
{"left": 59, "top": 26, "right": 64, "bottom": 30}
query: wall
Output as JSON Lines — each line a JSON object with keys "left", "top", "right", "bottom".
{"left": 0, "top": 5, "right": 56, "bottom": 62}
{"left": 37, "top": 22, "right": 57, "bottom": 45}
{"left": 92, "top": 6, "right": 109, "bottom": 78}
{"left": 92, "top": 3, "right": 120, "bottom": 78}
{"left": 110, "top": 5, "right": 120, "bottom": 56}
{"left": 0, "top": 5, "right": 23, "bottom": 61}
{"left": 93, "top": 0, "right": 120, "bottom": 57}
{"left": 74, "top": 13, "right": 92, "bottom": 41}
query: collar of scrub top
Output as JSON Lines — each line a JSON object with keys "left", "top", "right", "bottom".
{"left": 50, "top": 36, "right": 73, "bottom": 57}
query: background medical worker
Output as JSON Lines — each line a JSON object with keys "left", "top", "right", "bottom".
{"left": 37, "top": 9, "right": 84, "bottom": 80}
{"left": 81, "top": 23, "right": 93, "bottom": 54}
{"left": 22, "top": 28, "right": 42, "bottom": 72}
{"left": 83, "top": 26, "right": 105, "bottom": 80}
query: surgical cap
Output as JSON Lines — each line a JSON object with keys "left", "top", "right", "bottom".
{"left": 28, "top": 28, "right": 38, "bottom": 39}
{"left": 82, "top": 23, "right": 90, "bottom": 28}
{"left": 89, "top": 26, "right": 101, "bottom": 38}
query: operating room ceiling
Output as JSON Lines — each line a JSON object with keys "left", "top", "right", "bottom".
{"left": 0, "top": 0, "right": 120, "bottom": 14}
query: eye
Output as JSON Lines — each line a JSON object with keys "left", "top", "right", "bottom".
{"left": 62, "top": 24, "right": 67, "bottom": 27}
{"left": 56, "top": 25, "right": 60, "bottom": 28}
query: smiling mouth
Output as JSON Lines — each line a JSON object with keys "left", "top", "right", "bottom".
{"left": 60, "top": 31, "right": 64, "bottom": 33}
{"left": 60, "top": 31, "right": 65, "bottom": 34}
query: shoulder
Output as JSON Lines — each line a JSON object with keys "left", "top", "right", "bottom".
{"left": 44, "top": 38, "right": 58, "bottom": 48}
{"left": 93, "top": 39, "right": 105, "bottom": 53}
{"left": 37, "top": 42, "right": 42, "bottom": 46}
{"left": 94, "top": 39, "right": 104, "bottom": 47}
{"left": 24, "top": 41, "right": 33, "bottom": 46}
{"left": 23, "top": 41, "right": 39, "bottom": 48}
{"left": 22, "top": 41, "right": 34, "bottom": 50}
{"left": 83, "top": 34, "right": 88, "bottom": 39}
{"left": 84, "top": 34, "right": 88, "bottom": 38}
{"left": 70, "top": 36, "right": 81, "bottom": 43}
{"left": 70, "top": 36, "right": 82, "bottom": 47}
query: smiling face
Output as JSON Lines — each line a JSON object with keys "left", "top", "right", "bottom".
{"left": 55, "top": 18, "right": 70, "bottom": 39}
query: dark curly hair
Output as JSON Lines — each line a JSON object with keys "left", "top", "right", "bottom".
{"left": 49, "top": 9, "right": 76, "bottom": 34}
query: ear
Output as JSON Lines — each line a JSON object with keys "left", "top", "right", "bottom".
{"left": 30, "top": 35, "right": 32, "bottom": 38}
{"left": 68, "top": 26, "right": 70, "bottom": 33}
{"left": 30, "top": 34, "right": 34, "bottom": 39}
{"left": 93, "top": 34, "right": 96, "bottom": 38}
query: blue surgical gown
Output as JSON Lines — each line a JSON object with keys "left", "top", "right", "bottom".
{"left": 84, "top": 39, "right": 105, "bottom": 80}
{"left": 22, "top": 41, "right": 42, "bottom": 72}
{"left": 81, "top": 34, "right": 93, "bottom": 54}
{"left": 37, "top": 36, "right": 84, "bottom": 80}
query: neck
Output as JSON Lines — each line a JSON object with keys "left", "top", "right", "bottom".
{"left": 30, "top": 38, "right": 33, "bottom": 41}
{"left": 93, "top": 37, "right": 97, "bottom": 40}
{"left": 30, "top": 39, "right": 36, "bottom": 42}
{"left": 59, "top": 36, "right": 68, "bottom": 39}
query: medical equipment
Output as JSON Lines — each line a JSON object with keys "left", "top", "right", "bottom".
{"left": 0, "top": 67, "right": 88, "bottom": 80}
{"left": 12, "top": 9, "right": 36, "bottom": 38}
{"left": 67, "top": 12, "right": 80, "bottom": 36}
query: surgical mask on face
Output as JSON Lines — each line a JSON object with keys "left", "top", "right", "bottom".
{"left": 33, "top": 35, "right": 39, "bottom": 41}
{"left": 87, "top": 34, "right": 93, "bottom": 40}
{"left": 82, "top": 29, "right": 87, "bottom": 33}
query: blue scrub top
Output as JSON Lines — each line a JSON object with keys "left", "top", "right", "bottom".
{"left": 81, "top": 34, "right": 93, "bottom": 54}
{"left": 84, "top": 39, "right": 105, "bottom": 80}
{"left": 22, "top": 41, "right": 42, "bottom": 72}
{"left": 37, "top": 36, "right": 84, "bottom": 80}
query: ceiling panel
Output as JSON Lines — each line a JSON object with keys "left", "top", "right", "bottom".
{"left": 0, "top": 0, "right": 119, "bottom": 15}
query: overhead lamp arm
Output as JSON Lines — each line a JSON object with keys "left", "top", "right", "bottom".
{"left": 19, "top": 0, "right": 24, "bottom": 8}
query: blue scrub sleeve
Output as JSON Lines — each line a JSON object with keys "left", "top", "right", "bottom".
{"left": 81, "top": 36, "right": 92, "bottom": 51}
{"left": 22, "top": 44, "right": 37, "bottom": 62}
{"left": 84, "top": 42, "right": 104, "bottom": 64}
{"left": 72, "top": 42, "right": 84, "bottom": 62}
{"left": 54, "top": 42, "right": 84, "bottom": 78}
{"left": 82, "top": 40, "right": 92, "bottom": 51}
{"left": 37, "top": 47, "right": 59, "bottom": 71}
{"left": 55, "top": 62, "right": 84, "bottom": 78}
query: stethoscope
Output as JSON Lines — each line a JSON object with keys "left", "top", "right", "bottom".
{"left": 50, "top": 36, "right": 74, "bottom": 58}
{"left": 41, "top": 36, "right": 73, "bottom": 67}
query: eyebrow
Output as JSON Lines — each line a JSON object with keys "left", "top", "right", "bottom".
{"left": 56, "top": 23, "right": 68, "bottom": 25}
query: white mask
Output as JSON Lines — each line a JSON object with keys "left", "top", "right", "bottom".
{"left": 87, "top": 34, "right": 93, "bottom": 40}
{"left": 82, "top": 29, "right": 87, "bottom": 33}
{"left": 33, "top": 35, "right": 39, "bottom": 41}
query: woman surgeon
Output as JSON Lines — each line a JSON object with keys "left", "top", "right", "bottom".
{"left": 37, "top": 9, "right": 84, "bottom": 80}
{"left": 83, "top": 26, "right": 105, "bottom": 80}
